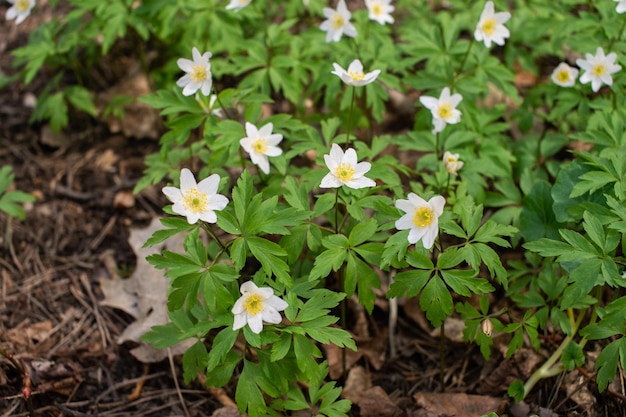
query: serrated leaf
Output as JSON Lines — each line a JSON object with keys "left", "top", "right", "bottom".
{"left": 420, "top": 275, "right": 453, "bottom": 327}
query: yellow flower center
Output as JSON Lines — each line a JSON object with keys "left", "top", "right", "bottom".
{"left": 438, "top": 103, "right": 453, "bottom": 120}
{"left": 556, "top": 70, "right": 570, "bottom": 83}
{"left": 16, "top": 0, "right": 30, "bottom": 11}
{"left": 182, "top": 187, "right": 208, "bottom": 213}
{"left": 592, "top": 64, "right": 606, "bottom": 77}
{"left": 244, "top": 293, "right": 263, "bottom": 316}
{"left": 331, "top": 14, "right": 344, "bottom": 29}
{"left": 334, "top": 163, "right": 355, "bottom": 182}
{"left": 348, "top": 70, "right": 365, "bottom": 81}
{"left": 252, "top": 138, "right": 268, "bottom": 154}
{"left": 413, "top": 206, "right": 434, "bottom": 228}
{"left": 190, "top": 65, "right": 207, "bottom": 83}
{"left": 482, "top": 18, "right": 497, "bottom": 36}
{"left": 371, "top": 2, "right": 382, "bottom": 15}
{"left": 447, "top": 156, "right": 457, "bottom": 163}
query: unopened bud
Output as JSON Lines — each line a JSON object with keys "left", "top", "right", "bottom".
{"left": 481, "top": 319, "right": 493, "bottom": 337}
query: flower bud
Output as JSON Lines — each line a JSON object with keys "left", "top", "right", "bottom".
{"left": 481, "top": 319, "right": 493, "bottom": 337}
{"left": 443, "top": 151, "right": 463, "bottom": 176}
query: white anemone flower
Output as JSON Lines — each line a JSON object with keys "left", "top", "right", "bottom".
{"left": 232, "top": 281, "right": 288, "bottom": 334}
{"left": 320, "top": 0, "right": 357, "bottom": 43}
{"left": 419, "top": 87, "right": 463, "bottom": 134}
{"left": 576, "top": 47, "right": 622, "bottom": 93}
{"left": 176, "top": 47, "right": 213, "bottom": 96}
{"left": 551, "top": 63, "right": 579, "bottom": 87}
{"left": 474, "top": 1, "right": 511, "bottom": 48}
{"left": 240, "top": 122, "right": 283, "bottom": 174}
{"left": 365, "top": 0, "right": 394, "bottom": 25}
{"left": 615, "top": 0, "right": 626, "bottom": 13}
{"left": 226, "top": 0, "right": 251, "bottom": 11}
{"left": 320, "top": 144, "right": 376, "bottom": 189}
{"left": 395, "top": 193, "right": 446, "bottom": 250}
{"left": 162, "top": 168, "right": 229, "bottom": 224}
{"left": 331, "top": 59, "right": 381, "bottom": 87}
{"left": 6, "top": 0, "right": 35, "bottom": 25}
{"left": 443, "top": 151, "right": 463, "bottom": 176}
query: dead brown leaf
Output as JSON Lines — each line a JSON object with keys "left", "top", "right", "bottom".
{"left": 413, "top": 392, "right": 504, "bottom": 417}
{"left": 359, "top": 386, "right": 405, "bottom": 417}
{"left": 99, "top": 217, "right": 193, "bottom": 362}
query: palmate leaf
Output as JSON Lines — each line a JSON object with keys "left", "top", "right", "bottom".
{"left": 345, "top": 252, "right": 380, "bottom": 313}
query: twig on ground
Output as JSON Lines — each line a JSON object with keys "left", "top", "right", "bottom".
{"left": 168, "top": 347, "right": 191, "bottom": 417}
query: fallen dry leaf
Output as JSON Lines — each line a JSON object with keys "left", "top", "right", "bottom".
{"left": 342, "top": 366, "right": 372, "bottom": 404}
{"left": 413, "top": 392, "right": 504, "bottom": 417}
{"left": 99, "top": 217, "right": 193, "bottom": 362}
{"left": 359, "top": 386, "right": 405, "bottom": 417}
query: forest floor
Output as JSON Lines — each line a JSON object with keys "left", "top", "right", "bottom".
{"left": 1, "top": 2, "right": 625, "bottom": 417}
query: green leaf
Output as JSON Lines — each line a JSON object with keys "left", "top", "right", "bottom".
{"left": 65, "top": 85, "right": 97, "bottom": 116}
{"left": 235, "top": 360, "right": 267, "bottom": 417}
{"left": 561, "top": 342, "right": 585, "bottom": 371}
{"left": 388, "top": 269, "right": 432, "bottom": 298}
{"left": 519, "top": 181, "right": 562, "bottom": 241}
{"left": 440, "top": 269, "right": 494, "bottom": 297}
{"left": 246, "top": 236, "right": 291, "bottom": 286}
{"left": 348, "top": 218, "right": 378, "bottom": 246}
{"left": 296, "top": 289, "right": 345, "bottom": 323}
{"left": 420, "top": 275, "right": 453, "bottom": 327}
{"left": 345, "top": 252, "right": 380, "bottom": 313}
{"left": 207, "top": 327, "right": 239, "bottom": 372}
{"left": 595, "top": 338, "right": 626, "bottom": 393}
{"left": 507, "top": 379, "right": 525, "bottom": 402}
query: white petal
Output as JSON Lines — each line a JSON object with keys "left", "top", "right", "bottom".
{"left": 261, "top": 308, "right": 282, "bottom": 325}
{"left": 162, "top": 186, "right": 182, "bottom": 202}
{"left": 233, "top": 312, "right": 247, "bottom": 330}
{"left": 248, "top": 314, "right": 264, "bottom": 334}
{"left": 346, "top": 176, "right": 376, "bottom": 189}
{"left": 429, "top": 196, "right": 446, "bottom": 216}
{"left": 408, "top": 226, "right": 427, "bottom": 245}
{"left": 258, "top": 123, "right": 274, "bottom": 138}
{"left": 240, "top": 281, "right": 258, "bottom": 294}
{"left": 176, "top": 74, "right": 191, "bottom": 88}
{"left": 421, "top": 226, "right": 438, "bottom": 249}
{"left": 395, "top": 199, "right": 415, "bottom": 214}
{"left": 329, "top": 144, "right": 344, "bottom": 165}
{"left": 240, "top": 137, "right": 253, "bottom": 153}
{"left": 180, "top": 168, "right": 197, "bottom": 190}
{"left": 395, "top": 214, "right": 414, "bottom": 230}
{"left": 408, "top": 193, "right": 428, "bottom": 206}
{"left": 245, "top": 122, "right": 258, "bottom": 140}
{"left": 208, "top": 194, "right": 229, "bottom": 211}
{"left": 342, "top": 148, "right": 358, "bottom": 166}
{"left": 186, "top": 212, "right": 200, "bottom": 224}
{"left": 354, "top": 161, "right": 371, "bottom": 176}
{"left": 419, "top": 96, "right": 438, "bottom": 110}
{"left": 266, "top": 296, "right": 288, "bottom": 311}
{"left": 265, "top": 134, "right": 283, "bottom": 146}
{"left": 347, "top": 60, "right": 364, "bottom": 75}
{"left": 264, "top": 146, "right": 282, "bottom": 157}
{"left": 199, "top": 210, "right": 217, "bottom": 223}
{"left": 197, "top": 174, "right": 220, "bottom": 195}
{"left": 320, "top": 174, "right": 342, "bottom": 188}
{"left": 177, "top": 58, "right": 194, "bottom": 73}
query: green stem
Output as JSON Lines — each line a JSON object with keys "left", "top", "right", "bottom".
{"left": 456, "top": 37, "right": 475, "bottom": 77}
{"left": 608, "top": 16, "right": 626, "bottom": 51}
{"left": 435, "top": 131, "right": 441, "bottom": 161}
{"left": 346, "top": 86, "right": 357, "bottom": 147}
{"left": 522, "top": 308, "right": 585, "bottom": 399}
{"left": 202, "top": 222, "right": 229, "bottom": 254}
{"left": 334, "top": 188, "right": 340, "bottom": 234}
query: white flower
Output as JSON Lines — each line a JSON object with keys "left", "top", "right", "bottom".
{"left": 365, "top": 0, "right": 394, "bottom": 25}
{"left": 615, "top": 0, "right": 626, "bottom": 13}
{"left": 419, "top": 87, "right": 463, "bottom": 134}
{"left": 6, "top": 0, "right": 35, "bottom": 25}
{"left": 443, "top": 151, "right": 463, "bottom": 176}
{"left": 474, "top": 1, "right": 511, "bottom": 48}
{"left": 240, "top": 122, "right": 283, "bottom": 174}
{"left": 331, "top": 59, "right": 381, "bottom": 87}
{"left": 395, "top": 193, "right": 445, "bottom": 249}
{"left": 320, "top": 144, "right": 376, "bottom": 189}
{"left": 196, "top": 93, "right": 224, "bottom": 118}
{"left": 226, "top": 0, "right": 251, "bottom": 11}
{"left": 232, "top": 281, "right": 288, "bottom": 334}
{"left": 320, "top": 0, "right": 357, "bottom": 43}
{"left": 551, "top": 63, "right": 579, "bottom": 87}
{"left": 576, "top": 47, "right": 622, "bottom": 93}
{"left": 162, "top": 168, "right": 228, "bottom": 224}
{"left": 176, "top": 47, "right": 213, "bottom": 96}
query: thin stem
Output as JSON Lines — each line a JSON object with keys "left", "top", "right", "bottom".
{"left": 435, "top": 131, "right": 441, "bottom": 160}
{"left": 202, "top": 222, "right": 228, "bottom": 254}
{"left": 0, "top": 347, "right": 35, "bottom": 416}
{"left": 346, "top": 86, "right": 357, "bottom": 147}
{"left": 334, "top": 188, "right": 340, "bottom": 234}
{"left": 215, "top": 92, "right": 235, "bottom": 121}
{"left": 522, "top": 309, "right": 586, "bottom": 399}
{"left": 456, "top": 37, "right": 475, "bottom": 77}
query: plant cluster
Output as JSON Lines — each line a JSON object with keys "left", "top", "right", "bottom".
{"left": 4, "top": 0, "right": 626, "bottom": 415}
